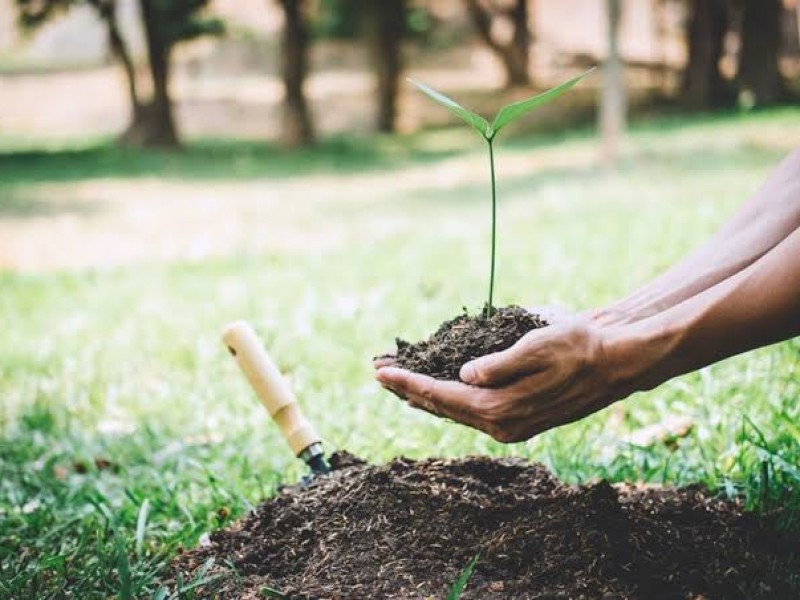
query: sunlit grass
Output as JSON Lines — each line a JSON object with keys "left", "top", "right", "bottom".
{"left": 1, "top": 108, "right": 799, "bottom": 597}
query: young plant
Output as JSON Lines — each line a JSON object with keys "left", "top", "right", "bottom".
{"left": 409, "top": 69, "right": 594, "bottom": 317}
{"left": 446, "top": 553, "right": 480, "bottom": 600}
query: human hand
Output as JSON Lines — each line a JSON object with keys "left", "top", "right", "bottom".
{"left": 372, "top": 304, "right": 575, "bottom": 371}
{"left": 375, "top": 318, "right": 630, "bottom": 443}
{"left": 373, "top": 354, "right": 397, "bottom": 369}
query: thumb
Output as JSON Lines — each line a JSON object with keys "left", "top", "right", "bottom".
{"left": 460, "top": 332, "right": 543, "bottom": 385}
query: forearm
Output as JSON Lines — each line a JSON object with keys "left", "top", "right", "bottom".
{"left": 595, "top": 149, "right": 800, "bottom": 325}
{"left": 607, "top": 225, "right": 800, "bottom": 395}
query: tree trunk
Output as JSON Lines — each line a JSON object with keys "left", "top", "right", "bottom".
{"left": 779, "top": 0, "right": 800, "bottom": 101}
{"left": 797, "top": 1, "right": 800, "bottom": 57}
{"left": 507, "top": 0, "right": 531, "bottom": 86}
{"left": 130, "top": 0, "right": 179, "bottom": 148}
{"left": 465, "top": 0, "right": 532, "bottom": 87}
{"left": 89, "top": 0, "right": 144, "bottom": 140}
{"left": 681, "top": 0, "right": 732, "bottom": 110}
{"left": 738, "top": 0, "right": 784, "bottom": 106}
{"left": 108, "top": 17, "right": 142, "bottom": 122}
{"left": 600, "top": 0, "right": 625, "bottom": 163}
{"left": 782, "top": 0, "right": 800, "bottom": 59}
{"left": 278, "top": 0, "right": 315, "bottom": 147}
{"left": 97, "top": 0, "right": 142, "bottom": 118}
{"left": 365, "top": 0, "right": 405, "bottom": 133}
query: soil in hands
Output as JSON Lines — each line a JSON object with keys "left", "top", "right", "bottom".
{"left": 168, "top": 453, "right": 799, "bottom": 599}
{"left": 391, "top": 305, "right": 548, "bottom": 380}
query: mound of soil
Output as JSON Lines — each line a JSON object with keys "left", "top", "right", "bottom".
{"left": 168, "top": 454, "right": 799, "bottom": 599}
{"left": 391, "top": 305, "right": 548, "bottom": 380}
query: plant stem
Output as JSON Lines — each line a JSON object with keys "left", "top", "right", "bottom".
{"left": 486, "top": 138, "right": 496, "bottom": 318}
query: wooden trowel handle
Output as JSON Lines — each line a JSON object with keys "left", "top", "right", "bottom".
{"left": 222, "top": 321, "right": 320, "bottom": 457}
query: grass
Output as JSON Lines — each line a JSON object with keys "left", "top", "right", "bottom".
{"left": 1, "top": 107, "right": 800, "bottom": 598}
{"left": 0, "top": 133, "right": 474, "bottom": 185}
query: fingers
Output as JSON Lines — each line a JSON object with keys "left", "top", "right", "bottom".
{"left": 375, "top": 366, "right": 576, "bottom": 443}
{"left": 375, "top": 367, "right": 486, "bottom": 431}
{"left": 373, "top": 354, "right": 396, "bottom": 369}
{"left": 460, "top": 328, "right": 551, "bottom": 386}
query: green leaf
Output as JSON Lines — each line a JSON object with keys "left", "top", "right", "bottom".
{"left": 134, "top": 498, "right": 150, "bottom": 561}
{"left": 152, "top": 588, "right": 168, "bottom": 600}
{"left": 407, "top": 78, "right": 490, "bottom": 139}
{"left": 177, "top": 557, "right": 222, "bottom": 594}
{"left": 447, "top": 553, "right": 480, "bottom": 600}
{"left": 114, "top": 532, "right": 132, "bottom": 600}
{"left": 490, "top": 68, "right": 595, "bottom": 137}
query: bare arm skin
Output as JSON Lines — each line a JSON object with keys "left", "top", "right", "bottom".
{"left": 611, "top": 223, "right": 800, "bottom": 392}
{"left": 593, "top": 149, "right": 800, "bottom": 325}
{"left": 376, "top": 150, "right": 800, "bottom": 442}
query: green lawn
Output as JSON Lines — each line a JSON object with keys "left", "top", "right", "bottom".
{"left": 1, "top": 109, "right": 799, "bottom": 598}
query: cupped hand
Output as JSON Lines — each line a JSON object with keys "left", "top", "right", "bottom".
{"left": 371, "top": 305, "right": 574, "bottom": 371}
{"left": 375, "top": 318, "right": 629, "bottom": 443}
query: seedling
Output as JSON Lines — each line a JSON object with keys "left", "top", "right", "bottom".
{"left": 408, "top": 69, "right": 594, "bottom": 317}
{"left": 447, "top": 553, "right": 480, "bottom": 600}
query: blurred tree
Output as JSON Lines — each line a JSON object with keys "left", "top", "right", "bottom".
{"left": 363, "top": 0, "right": 407, "bottom": 132}
{"left": 681, "top": 0, "right": 734, "bottom": 109}
{"left": 782, "top": 0, "right": 800, "bottom": 59}
{"left": 737, "top": 0, "right": 786, "bottom": 106}
{"left": 317, "top": 0, "right": 431, "bottom": 41}
{"left": 316, "top": 0, "right": 358, "bottom": 38}
{"left": 134, "top": 0, "right": 223, "bottom": 147}
{"left": 318, "top": 0, "right": 431, "bottom": 133}
{"left": 17, "top": 0, "right": 141, "bottom": 124}
{"left": 15, "top": 0, "right": 222, "bottom": 148}
{"left": 101, "top": 0, "right": 142, "bottom": 125}
{"left": 600, "top": 0, "right": 625, "bottom": 162}
{"left": 277, "top": 0, "right": 315, "bottom": 147}
{"left": 465, "top": 0, "right": 532, "bottom": 87}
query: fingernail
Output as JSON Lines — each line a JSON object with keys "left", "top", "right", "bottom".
{"left": 460, "top": 362, "right": 477, "bottom": 383}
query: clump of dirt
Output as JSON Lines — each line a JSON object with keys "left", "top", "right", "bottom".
{"left": 390, "top": 305, "right": 548, "bottom": 380}
{"left": 167, "top": 453, "right": 799, "bottom": 599}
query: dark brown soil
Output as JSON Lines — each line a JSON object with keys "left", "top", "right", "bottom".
{"left": 167, "top": 453, "right": 799, "bottom": 599}
{"left": 391, "top": 305, "right": 548, "bottom": 380}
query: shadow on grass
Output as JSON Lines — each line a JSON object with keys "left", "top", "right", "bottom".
{"left": 0, "top": 132, "right": 476, "bottom": 185}
{"left": 0, "top": 106, "right": 795, "bottom": 211}
{"left": 0, "top": 128, "right": 786, "bottom": 222}
{"left": 373, "top": 138, "right": 787, "bottom": 214}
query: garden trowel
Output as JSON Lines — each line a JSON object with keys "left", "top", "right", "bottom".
{"left": 222, "top": 321, "right": 329, "bottom": 478}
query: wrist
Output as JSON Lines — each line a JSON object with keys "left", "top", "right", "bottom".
{"left": 590, "top": 292, "right": 667, "bottom": 327}
{"left": 598, "top": 315, "right": 685, "bottom": 398}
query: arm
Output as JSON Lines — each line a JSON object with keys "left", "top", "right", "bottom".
{"left": 376, "top": 160, "right": 800, "bottom": 442}
{"left": 608, "top": 222, "right": 800, "bottom": 394}
{"left": 593, "top": 149, "right": 800, "bottom": 326}
{"left": 377, "top": 228, "right": 800, "bottom": 441}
